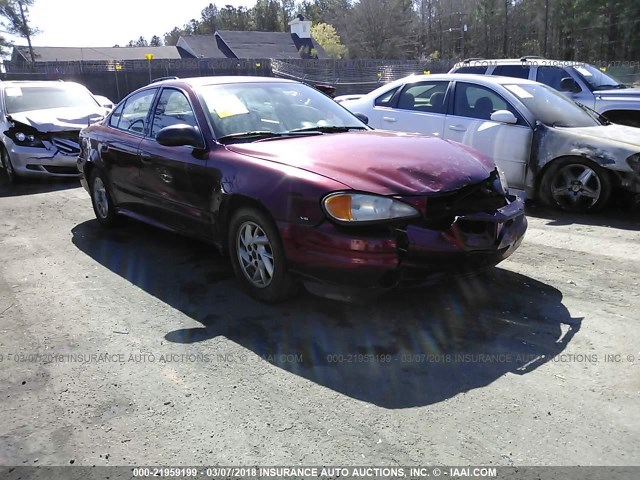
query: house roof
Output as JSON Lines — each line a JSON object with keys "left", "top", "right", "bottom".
{"left": 13, "top": 46, "right": 185, "bottom": 62}
{"left": 175, "top": 35, "right": 228, "bottom": 59}
{"left": 216, "top": 30, "right": 325, "bottom": 59}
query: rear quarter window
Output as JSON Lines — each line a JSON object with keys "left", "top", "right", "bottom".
{"left": 375, "top": 87, "right": 400, "bottom": 107}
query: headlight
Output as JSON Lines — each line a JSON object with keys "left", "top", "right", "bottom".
{"left": 11, "top": 131, "right": 45, "bottom": 148}
{"left": 322, "top": 192, "right": 420, "bottom": 224}
{"left": 496, "top": 168, "right": 509, "bottom": 195}
{"left": 628, "top": 153, "right": 640, "bottom": 175}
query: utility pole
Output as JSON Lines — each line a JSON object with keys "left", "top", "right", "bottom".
{"left": 503, "top": 0, "right": 509, "bottom": 56}
{"left": 18, "top": 1, "right": 35, "bottom": 63}
{"left": 460, "top": 13, "right": 466, "bottom": 59}
{"left": 543, "top": 0, "right": 549, "bottom": 57}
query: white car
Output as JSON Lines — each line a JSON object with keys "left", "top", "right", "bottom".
{"left": 449, "top": 57, "right": 640, "bottom": 127}
{"left": 0, "top": 80, "right": 109, "bottom": 183}
{"left": 334, "top": 94, "right": 365, "bottom": 104}
{"left": 93, "top": 94, "right": 115, "bottom": 110}
{"left": 341, "top": 74, "right": 640, "bottom": 212}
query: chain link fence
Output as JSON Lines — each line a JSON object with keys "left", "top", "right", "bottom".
{"left": 3, "top": 58, "right": 636, "bottom": 102}
{"left": 2, "top": 58, "right": 455, "bottom": 101}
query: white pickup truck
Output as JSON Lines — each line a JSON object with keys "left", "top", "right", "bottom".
{"left": 449, "top": 57, "right": 640, "bottom": 127}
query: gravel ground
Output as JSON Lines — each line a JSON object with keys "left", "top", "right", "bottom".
{"left": 0, "top": 177, "right": 638, "bottom": 468}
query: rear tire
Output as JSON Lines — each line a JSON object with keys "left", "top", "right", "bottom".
{"left": 539, "top": 158, "right": 611, "bottom": 213}
{"left": 228, "top": 207, "right": 299, "bottom": 303}
{"left": 89, "top": 169, "right": 119, "bottom": 228}
{"left": 1, "top": 145, "right": 20, "bottom": 184}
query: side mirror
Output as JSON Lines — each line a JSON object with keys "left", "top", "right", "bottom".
{"left": 490, "top": 110, "right": 518, "bottom": 124}
{"left": 156, "top": 125, "right": 204, "bottom": 149}
{"left": 560, "top": 77, "right": 581, "bottom": 93}
{"left": 354, "top": 112, "right": 369, "bottom": 125}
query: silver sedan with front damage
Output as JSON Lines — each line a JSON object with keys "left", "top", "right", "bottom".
{"left": 0, "top": 81, "right": 108, "bottom": 183}
{"left": 342, "top": 74, "right": 640, "bottom": 212}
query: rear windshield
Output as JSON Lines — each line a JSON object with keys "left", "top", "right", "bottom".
{"left": 4, "top": 85, "right": 100, "bottom": 114}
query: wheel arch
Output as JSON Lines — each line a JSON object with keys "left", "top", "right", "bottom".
{"left": 535, "top": 154, "right": 617, "bottom": 199}
{"left": 215, "top": 193, "right": 276, "bottom": 257}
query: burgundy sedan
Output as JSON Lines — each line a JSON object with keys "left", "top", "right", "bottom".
{"left": 77, "top": 77, "right": 526, "bottom": 302}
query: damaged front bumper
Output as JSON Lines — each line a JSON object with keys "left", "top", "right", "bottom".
{"left": 279, "top": 196, "right": 527, "bottom": 292}
{"left": 6, "top": 137, "right": 81, "bottom": 178}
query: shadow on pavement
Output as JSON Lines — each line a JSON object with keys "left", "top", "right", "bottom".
{"left": 72, "top": 218, "right": 582, "bottom": 409}
{"left": 0, "top": 174, "right": 80, "bottom": 198}
{"left": 525, "top": 200, "right": 640, "bottom": 231}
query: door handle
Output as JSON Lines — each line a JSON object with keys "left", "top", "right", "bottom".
{"left": 139, "top": 152, "right": 153, "bottom": 164}
{"left": 99, "top": 144, "right": 109, "bottom": 153}
{"left": 382, "top": 116, "right": 397, "bottom": 122}
{"left": 448, "top": 125, "right": 467, "bottom": 132}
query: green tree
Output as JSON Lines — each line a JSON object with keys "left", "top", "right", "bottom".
{"left": 164, "top": 27, "right": 187, "bottom": 46}
{"left": 311, "top": 22, "right": 348, "bottom": 58}
{"left": 127, "top": 36, "right": 148, "bottom": 47}
{"left": 218, "top": 5, "right": 253, "bottom": 30}
{"left": 149, "top": 35, "right": 163, "bottom": 46}
{"left": 0, "top": 0, "right": 38, "bottom": 62}
{"left": 199, "top": 3, "right": 218, "bottom": 34}
{"left": 253, "top": 0, "right": 281, "bottom": 31}
{"left": 280, "top": 0, "right": 296, "bottom": 31}
{"left": 349, "top": 0, "right": 417, "bottom": 59}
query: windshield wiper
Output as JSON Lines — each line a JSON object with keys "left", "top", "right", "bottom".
{"left": 575, "top": 102, "right": 610, "bottom": 125}
{"left": 287, "top": 125, "right": 368, "bottom": 134}
{"left": 216, "top": 130, "right": 320, "bottom": 144}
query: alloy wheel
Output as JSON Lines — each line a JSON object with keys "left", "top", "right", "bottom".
{"left": 550, "top": 163, "right": 602, "bottom": 211}
{"left": 93, "top": 176, "right": 109, "bottom": 219}
{"left": 236, "top": 221, "right": 274, "bottom": 288}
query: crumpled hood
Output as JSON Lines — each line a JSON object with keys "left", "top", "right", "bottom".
{"left": 8, "top": 106, "right": 106, "bottom": 132}
{"left": 562, "top": 124, "right": 640, "bottom": 150}
{"left": 226, "top": 130, "right": 495, "bottom": 195}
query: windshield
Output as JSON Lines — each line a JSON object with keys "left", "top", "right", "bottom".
{"left": 570, "top": 64, "right": 626, "bottom": 91}
{"left": 3, "top": 84, "right": 101, "bottom": 114}
{"left": 196, "top": 82, "right": 366, "bottom": 141}
{"left": 504, "top": 83, "right": 600, "bottom": 128}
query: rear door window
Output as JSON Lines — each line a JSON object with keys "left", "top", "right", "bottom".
{"left": 395, "top": 81, "right": 449, "bottom": 114}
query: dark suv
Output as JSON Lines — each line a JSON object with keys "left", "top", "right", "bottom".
{"left": 450, "top": 57, "right": 640, "bottom": 127}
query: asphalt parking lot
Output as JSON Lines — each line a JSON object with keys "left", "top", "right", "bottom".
{"left": 0, "top": 177, "right": 639, "bottom": 467}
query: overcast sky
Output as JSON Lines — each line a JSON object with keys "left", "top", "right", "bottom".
{"left": 10, "top": 0, "right": 254, "bottom": 48}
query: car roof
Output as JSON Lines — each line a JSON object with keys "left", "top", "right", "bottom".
{"left": 452, "top": 57, "right": 588, "bottom": 68}
{"left": 381, "top": 73, "right": 542, "bottom": 89}
{"left": 0, "top": 80, "right": 86, "bottom": 88}
{"left": 148, "top": 76, "right": 297, "bottom": 89}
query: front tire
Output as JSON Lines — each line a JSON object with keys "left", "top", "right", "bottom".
{"left": 1, "top": 145, "right": 20, "bottom": 184}
{"left": 90, "top": 169, "right": 119, "bottom": 227}
{"left": 228, "top": 208, "right": 299, "bottom": 303}
{"left": 539, "top": 158, "right": 611, "bottom": 213}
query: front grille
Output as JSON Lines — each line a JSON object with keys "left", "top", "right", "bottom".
{"left": 423, "top": 172, "right": 508, "bottom": 229}
{"left": 43, "top": 165, "right": 79, "bottom": 175}
{"left": 51, "top": 136, "right": 80, "bottom": 155}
